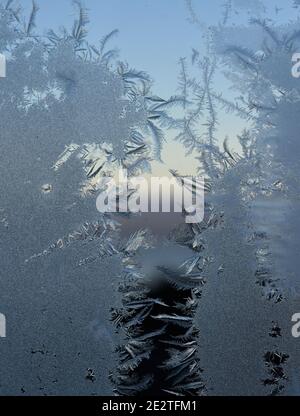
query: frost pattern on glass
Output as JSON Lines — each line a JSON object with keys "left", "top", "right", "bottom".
{"left": 166, "top": 0, "right": 300, "bottom": 395}
{"left": 0, "top": 1, "right": 169, "bottom": 396}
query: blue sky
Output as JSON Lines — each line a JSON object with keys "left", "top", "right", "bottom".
{"left": 19, "top": 0, "right": 299, "bottom": 175}
{"left": 21, "top": 0, "right": 203, "bottom": 98}
{"left": 20, "top": 0, "right": 295, "bottom": 98}
{"left": 19, "top": 0, "right": 205, "bottom": 174}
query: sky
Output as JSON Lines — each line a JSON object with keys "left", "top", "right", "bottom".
{"left": 19, "top": 0, "right": 296, "bottom": 96}
{"left": 20, "top": 0, "right": 211, "bottom": 99}
{"left": 19, "top": 0, "right": 299, "bottom": 176}
{"left": 18, "top": 0, "right": 202, "bottom": 176}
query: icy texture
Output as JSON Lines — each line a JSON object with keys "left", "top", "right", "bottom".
{"left": 169, "top": 0, "right": 300, "bottom": 395}
{"left": 0, "top": 1, "right": 167, "bottom": 395}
